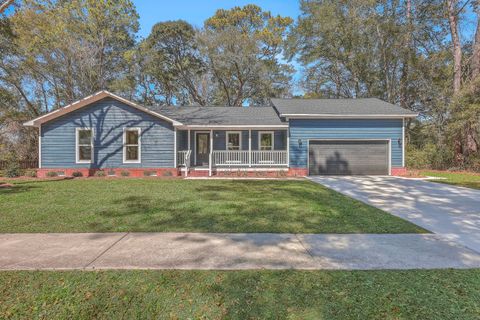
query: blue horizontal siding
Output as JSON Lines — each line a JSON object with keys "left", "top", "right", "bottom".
{"left": 289, "top": 119, "right": 403, "bottom": 168}
{"left": 41, "top": 98, "right": 175, "bottom": 168}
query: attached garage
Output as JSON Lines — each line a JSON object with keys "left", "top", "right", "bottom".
{"left": 308, "top": 140, "right": 390, "bottom": 175}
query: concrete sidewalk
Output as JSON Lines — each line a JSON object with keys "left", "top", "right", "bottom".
{"left": 1, "top": 232, "right": 480, "bottom": 270}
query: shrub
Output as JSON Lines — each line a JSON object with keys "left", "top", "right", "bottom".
{"left": 120, "top": 170, "right": 130, "bottom": 177}
{"left": 72, "top": 171, "right": 83, "bottom": 177}
{"left": 107, "top": 169, "right": 116, "bottom": 176}
{"left": 24, "top": 170, "right": 37, "bottom": 178}
{"left": 255, "top": 171, "right": 267, "bottom": 177}
{"left": 95, "top": 170, "right": 106, "bottom": 177}
{"left": 4, "top": 163, "right": 21, "bottom": 178}
{"left": 162, "top": 170, "right": 173, "bottom": 177}
{"left": 144, "top": 170, "right": 157, "bottom": 177}
{"left": 46, "top": 171, "right": 58, "bottom": 177}
{"left": 276, "top": 170, "right": 287, "bottom": 177}
{"left": 406, "top": 144, "right": 455, "bottom": 170}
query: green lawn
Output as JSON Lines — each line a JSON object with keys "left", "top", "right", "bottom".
{"left": 1, "top": 270, "right": 480, "bottom": 319}
{"left": 421, "top": 170, "right": 480, "bottom": 190}
{"left": 0, "top": 178, "right": 424, "bottom": 233}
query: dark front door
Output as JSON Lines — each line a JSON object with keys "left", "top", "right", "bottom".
{"left": 195, "top": 133, "right": 210, "bottom": 166}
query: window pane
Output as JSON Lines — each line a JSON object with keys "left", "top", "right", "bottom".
{"left": 126, "top": 146, "right": 139, "bottom": 161}
{"left": 126, "top": 130, "right": 139, "bottom": 145}
{"left": 78, "top": 130, "right": 92, "bottom": 145}
{"left": 260, "top": 133, "right": 272, "bottom": 150}
{"left": 228, "top": 133, "right": 240, "bottom": 150}
{"left": 79, "top": 146, "right": 92, "bottom": 161}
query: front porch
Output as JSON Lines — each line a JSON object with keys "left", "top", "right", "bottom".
{"left": 175, "top": 128, "right": 289, "bottom": 176}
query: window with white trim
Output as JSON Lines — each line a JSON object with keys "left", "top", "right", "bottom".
{"left": 123, "top": 128, "right": 141, "bottom": 163}
{"left": 259, "top": 132, "right": 274, "bottom": 150}
{"left": 76, "top": 128, "right": 93, "bottom": 163}
{"left": 226, "top": 131, "right": 241, "bottom": 150}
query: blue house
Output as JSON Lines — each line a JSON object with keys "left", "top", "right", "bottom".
{"left": 24, "top": 91, "right": 417, "bottom": 177}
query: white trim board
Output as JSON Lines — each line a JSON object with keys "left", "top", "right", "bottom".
{"left": 194, "top": 131, "right": 210, "bottom": 166}
{"left": 23, "top": 91, "right": 182, "bottom": 127}
{"left": 226, "top": 131, "right": 242, "bottom": 151}
{"left": 75, "top": 127, "right": 94, "bottom": 164}
{"left": 282, "top": 114, "right": 418, "bottom": 119}
{"left": 123, "top": 127, "right": 142, "bottom": 164}
{"left": 258, "top": 131, "right": 274, "bottom": 151}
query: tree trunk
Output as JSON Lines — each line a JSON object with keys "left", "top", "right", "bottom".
{"left": 447, "top": 0, "right": 462, "bottom": 94}
{"left": 472, "top": 12, "right": 480, "bottom": 80}
{"left": 400, "top": 0, "right": 412, "bottom": 109}
{"left": 447, "top": 0, "right": 464, "bottom": 164}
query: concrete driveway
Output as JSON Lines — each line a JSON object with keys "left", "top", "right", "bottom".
{"left": 310, "top": 176, "right": 480, "bottom": 253}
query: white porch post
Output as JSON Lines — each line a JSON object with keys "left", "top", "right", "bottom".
{"left": 248, "top": 129, "right": 252, "bottom": 167}
{"left": 187, "top": 129, "right": 191, "bottom": 151}
{"left": 286, "top": 129, "right": 290, "bottom": 167}
{"left": 38, "top": 126, "right": 42, "bottom": 169}
{"left": 209, "top": 129, "right": 213, "bottom": 176}
{"left": 174, "top": 128, "right": 177, "bottom": 167}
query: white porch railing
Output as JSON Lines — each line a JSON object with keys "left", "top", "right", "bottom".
{"left": 177, "top": 150, "right": 191, "bottom": 167}
{"left": 212, "top": 150, "right": 288, "bottom": 167}
{"left": 212, "top": 151, "right": 249, "bottom": 166}
{"left": 177, "top": 150, "right": 288, "bottom": 171}
{"left": 251, "top": 151, "right": 288, "bottom": 166}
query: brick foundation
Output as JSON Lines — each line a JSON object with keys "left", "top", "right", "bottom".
{"left": 391, "top": 167, "right": 407, "bottom": 176}
{"left": 36, "top": 167, "right": 310, "bottom": 179}
{"left": 184, "top": 168, "right": 308, "bottom": 178}
{"left": 36, "top": 168, "right": 179, "bottom": 178}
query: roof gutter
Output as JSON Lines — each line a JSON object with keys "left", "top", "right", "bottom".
{"left": 281, "top": 113, "right": 418, "bottom": 119}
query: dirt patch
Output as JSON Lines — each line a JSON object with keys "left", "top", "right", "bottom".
{"left": 394, "top": 169, "right": 426, "bottom": 178}
{"left": 0, "top": 183, "right": 14, "bottom": 188}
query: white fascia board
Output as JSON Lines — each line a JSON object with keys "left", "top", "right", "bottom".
{"left": 23, "top": 91, "right": 182, "bottom": 127}
{"left": 281, "top": 114, "right": 418, "bottom": 119}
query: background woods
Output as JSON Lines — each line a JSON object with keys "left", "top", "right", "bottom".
{"left": 1, "top": 0, "right": 479, "bottom": 171}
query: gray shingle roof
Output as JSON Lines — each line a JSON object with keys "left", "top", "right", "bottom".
{"left": 148, "top": 105, "right": 285, "bottom": 126}
{"left": 271, "top": 98, "right": 417, "bottom": 116}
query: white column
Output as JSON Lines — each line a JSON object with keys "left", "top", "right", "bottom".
{"left": 174, "top": 128, "right": 177, "bottom": 167}
{"left": 187, "top": 129, "right": 191, "bottom": 151}
{"left": 38, "top": 126, "right": 42, "bottom": 169}
{"left": 209, "top": 129, "right": 213, "bottom": 176}
{"left": 286, "top": 129, "right": 290, "bottom": 167}
{"left": 248, "top": 129, "right": 252, "bottom": 167}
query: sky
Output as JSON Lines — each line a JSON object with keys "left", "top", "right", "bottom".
{"left": 133, "top": 0, "right": 301, "bottom": 38}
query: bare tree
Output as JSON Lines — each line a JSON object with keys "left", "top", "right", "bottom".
{"left": 446, "top": 0, "right": 463, "bottom": 94}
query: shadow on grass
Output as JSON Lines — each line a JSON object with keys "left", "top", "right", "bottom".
{"left": 0, "top": 184, "right": 38, "bottom": 195}
{"left": 84, "top": 180, "right": 424, "bottom": 234}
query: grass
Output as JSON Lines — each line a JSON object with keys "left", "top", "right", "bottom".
{"left": 1, "top": 269, "right": 480, "bottom": 319}
{"left": 0, "top": 178, "right": 425, "bottom": 233}
{"left": 421, "top": 170, "right": 480, "bottom": 190}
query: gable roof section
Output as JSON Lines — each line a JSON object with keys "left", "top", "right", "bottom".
{"left": 149, "top": 105, "right": 286, "bottom": 128}
{"left": 271, "top": 98, "right": 418, "bottom": 118}
{"left": 23, "top": 91, "right": 182, "bottom": 127}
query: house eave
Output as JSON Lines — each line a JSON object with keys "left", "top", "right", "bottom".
{"left": 281, "top": 114, "right": 418, "bottom": 119}
{"left": 176, "top": 124, "right": 289, "bottom": 130}
{"left": 23, "top": 91, "right": 183, "bottom": 127}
